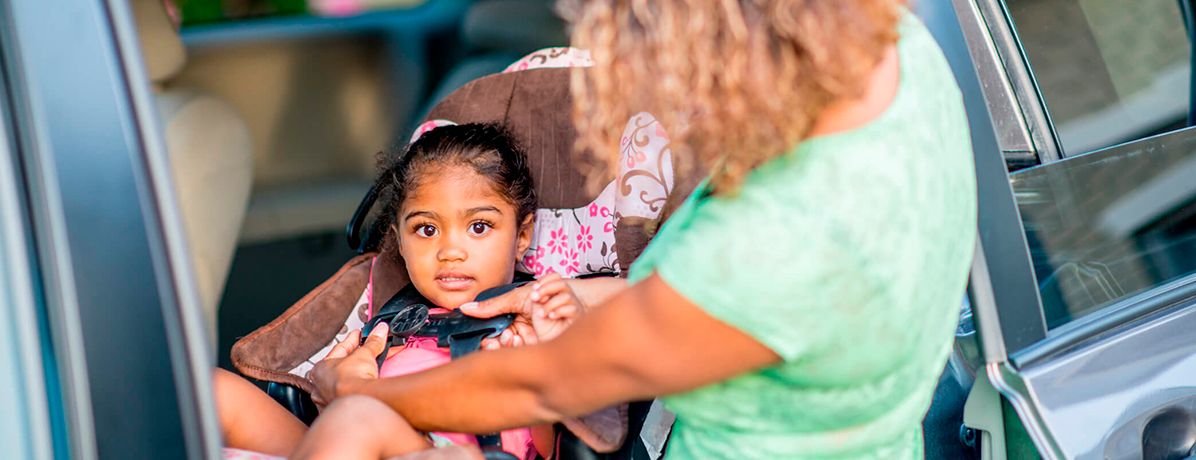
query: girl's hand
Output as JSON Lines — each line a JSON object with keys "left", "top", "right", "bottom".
{"left": 309, "top": 325, "right": 388, "bottom": 407}
{"left": 525, "top": 272, "right": 584, "bottom": 342}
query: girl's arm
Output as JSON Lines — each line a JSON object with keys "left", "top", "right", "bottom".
{"left": 565, "top": 276, "right": 629, "bottom": 309}
{"left": 314, "top": 273, "right": 780, "bottom": 433}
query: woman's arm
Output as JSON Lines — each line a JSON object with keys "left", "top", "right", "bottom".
{"left": 320, "top": 273, "right": 780, "bottom": 433}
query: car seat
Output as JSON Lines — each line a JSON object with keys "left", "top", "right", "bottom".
{"left": 229, "top": 48, "right": 701, "bottom": 458}
{"left": 133, "top": 0, "right": 254, "bottom": 350}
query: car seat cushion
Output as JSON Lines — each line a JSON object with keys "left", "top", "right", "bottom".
{"left": 230, "top": 254, "right": 381, "bottom": 392}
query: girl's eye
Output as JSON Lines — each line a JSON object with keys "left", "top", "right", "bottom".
{"left": 468, "top": 222, "right": 492, "bottom": 236}
{"left": 416, "top": 224, "right": 437, "bottom": 238}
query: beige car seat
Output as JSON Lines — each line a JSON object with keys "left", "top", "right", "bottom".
{"left": 133, "top": 0, "right": 254, "bottom": 349}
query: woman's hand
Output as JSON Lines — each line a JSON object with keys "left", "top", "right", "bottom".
{"left": 460, "top": 272, "right": 585, "bottom": 349}
{"left": 309, "top": 324, "right": 389, "bottom": 407}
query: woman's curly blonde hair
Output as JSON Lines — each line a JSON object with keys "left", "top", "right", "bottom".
{"left": 567, "top": 0, "right": 902, "bottom": 194}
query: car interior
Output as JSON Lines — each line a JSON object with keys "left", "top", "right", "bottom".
{"left": 131, "top": 0, "right": 695, "bottom": 458}
{"left": 8, "top": 0, "right": 1196, "bottom": 457}
{"left": 130, "top": 0, "right": 571, "bottom": 369}
{"left": 122, "top": 1, "right": 1028, "bottom": 459}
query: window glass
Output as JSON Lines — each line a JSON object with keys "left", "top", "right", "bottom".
{"left": 1011, "top": 128, "right": 1196, "bottom": 329}
{"left": 1006, "top": 0, "right": 1191, "bottom": 155}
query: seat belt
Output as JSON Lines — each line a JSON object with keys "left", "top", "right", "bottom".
{"left": 363, "top": 278, "right": 534, "bottom": 456}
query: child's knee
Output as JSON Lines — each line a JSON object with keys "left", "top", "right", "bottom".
{"left": 324, "top": 395, "right": 412, "bottom": 432}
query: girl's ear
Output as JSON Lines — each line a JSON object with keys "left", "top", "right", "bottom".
{"left": 515, "top": 214, "right": 534, "bottom": 259}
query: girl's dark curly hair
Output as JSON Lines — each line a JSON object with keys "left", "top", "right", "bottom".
{"left": 368, "top": 123, "right": 537, "bottom": 253}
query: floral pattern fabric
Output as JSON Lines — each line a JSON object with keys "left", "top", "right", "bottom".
{"left": 503, "top": 47, "right": 593, "bottom": 73}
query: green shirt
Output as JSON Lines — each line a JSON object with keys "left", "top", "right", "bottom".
{"left": 627, "top": 13, "right": 976, "bottom": 459}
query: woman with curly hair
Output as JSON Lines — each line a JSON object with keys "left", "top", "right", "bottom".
{"left": 306, "top": 1, "right": 976, "bottom": 458}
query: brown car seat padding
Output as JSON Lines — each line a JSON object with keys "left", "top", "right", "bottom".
{"left": 424, "top": 67, "right": 596, "bottom": 210}
{"left": 231, "top": 65, "right": 704, "bottom": 453}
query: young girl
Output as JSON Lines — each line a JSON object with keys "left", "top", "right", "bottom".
{"left": 219, "top": 122, "right": 583, "bottom": 460}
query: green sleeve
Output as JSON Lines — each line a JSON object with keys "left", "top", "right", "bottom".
{"left": 649, "top": 164, "right": 863, "bottom": 362}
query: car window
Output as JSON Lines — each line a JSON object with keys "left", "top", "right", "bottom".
{"left": 1005, "top": 0, "right": 1191, "bottom": 156}
{"left": 1010, "top": 126, "right": 1196, "bottom": 329}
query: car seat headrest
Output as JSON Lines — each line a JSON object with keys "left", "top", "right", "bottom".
{"left": 366, "top": 47, "right": 693, "bottom": 306}
{"left": 132, "top": 0, "right": 186, "bottom": 84}
{"left": 369, "top": 64, "right": 598, "bottom": 304}
{"left": 427, "top": 67, "right": 593, "bottom": 209}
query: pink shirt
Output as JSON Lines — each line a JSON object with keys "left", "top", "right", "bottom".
{"left": 368, "top": 261, "right": 538, "bottom": 459}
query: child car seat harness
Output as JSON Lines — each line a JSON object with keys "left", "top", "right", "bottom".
{"left": 360, "top": 276, "right": 532, "bottom": 457}
{"left": 361, "top": 278, "right": 529, "bottom": 363}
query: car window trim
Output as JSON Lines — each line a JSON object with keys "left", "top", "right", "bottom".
{"left": 1, "top": 0, "right": 213, "bottom": 456}
{"left": 0, "top": 44, "right": 55, "bottom": 460}
{"left": 987, "top": 0, "right": 1064, "bottom": 163}
{"left": 0, "top": 3, "right": 100, "bottom": 458}
{"left": 946, "top": 0, "right": 1038, "bottom": 167}
{"left": 101, "top": 0, "right": 223, "bottom": 455}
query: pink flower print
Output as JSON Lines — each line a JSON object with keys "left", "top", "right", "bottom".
{"left": 589, "top": 202, "right": 599, "bottom": 217}
{"left": 625, "top": 147, "right": 646, "bottom": 169}
{"left": 546, "top": 228, "right": 568, "bottom": 255}
{"left": 522, "top": 253, "right": 539, "bottom": 272}
{"left": 576, "top": 225, "right": 594, "bottom": 252}
{"left": 604, "top": 221, "right": 615, "bottom": 233}
{"left": 557, "top": 248, "right": 581, "bottom": 276}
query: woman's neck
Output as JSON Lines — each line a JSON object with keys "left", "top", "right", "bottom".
{"left": 808, "top": 44, "right": 900, "bottom": 138}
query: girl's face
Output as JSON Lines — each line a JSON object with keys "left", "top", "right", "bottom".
{"left": 395, "top": 164, "right": 533, "bottom": 310}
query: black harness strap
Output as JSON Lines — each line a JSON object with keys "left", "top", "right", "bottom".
{"left": 364, "top": 278, "right": 535, "bottom": 456}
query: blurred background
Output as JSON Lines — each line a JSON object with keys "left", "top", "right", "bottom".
{"left": 137, "top": 0, "right": 569, "bottom": 370}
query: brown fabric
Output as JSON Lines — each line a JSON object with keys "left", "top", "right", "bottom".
{"left": 231, "top": 254, "right": 375, "bottom": 393}
{"left": 427, "top": 68, "right": 606, "bottom": 210}
{"left": 614, "top": 218, "right": 654, "bottom": 274}
{"left": 371, "top": 250, "right": 411, "bottom": 313}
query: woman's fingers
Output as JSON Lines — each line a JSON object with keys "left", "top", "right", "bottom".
{"left": 358, "top": 323, "right": 389, "bottom": 359}
{"left": 327, "top": 329, "right": 361, "bottom": 359}
{"left": 459, "top": 285, "right": 530, "bottom": 318}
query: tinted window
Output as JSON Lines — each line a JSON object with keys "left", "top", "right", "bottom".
{"left": 1006, "top": 0, "right": 1191, "bottom": 155}
{"left": 1012, "top": 128, "right": 1196, "bottom": 329}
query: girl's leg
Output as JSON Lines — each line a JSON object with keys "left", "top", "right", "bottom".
{"left": 215, "top": 368, "right": 308, "bottom": 456}
{"left": 291, "top": 395, "right": 479, "bottom": 460}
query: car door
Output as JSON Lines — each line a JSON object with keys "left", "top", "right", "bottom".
{"left": 957, "top": 0, "right": 1196, "bottom": 458}
{"left": 0, "top": 0, "right": 220, "bottom": 458}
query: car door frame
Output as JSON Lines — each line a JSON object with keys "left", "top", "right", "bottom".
{"left": 0, "top": 0, "right": 220, "bottom": 457}
{"left": 952, "top": 0, "right": 1196, "bottom": 458}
